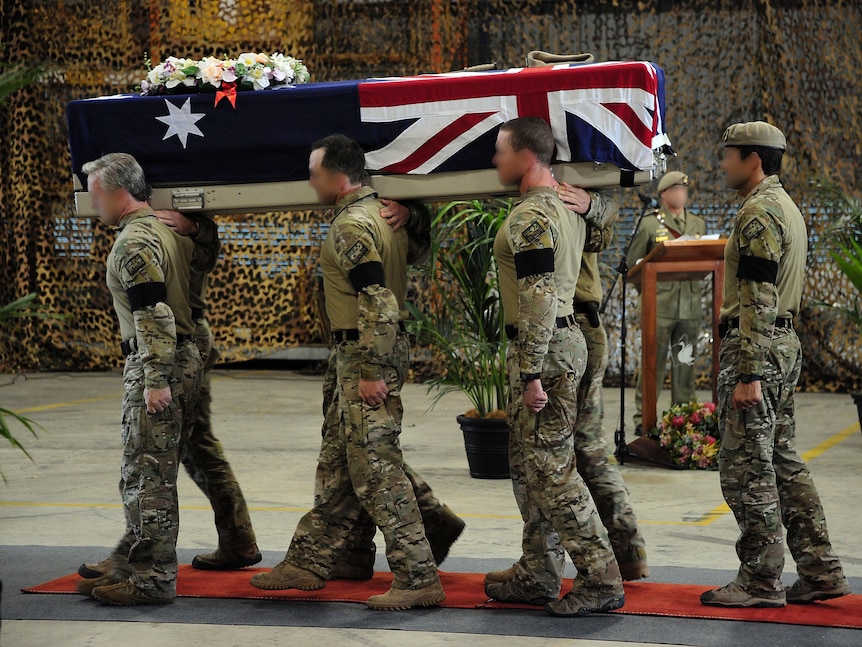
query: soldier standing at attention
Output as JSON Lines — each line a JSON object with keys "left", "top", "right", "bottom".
{"left": 701, "top": 122, "right": 850, "bottom": 608}
{"left": 250, "top": 134, "right": 444, "bottom": 610}
{"left": 486, "top": 189, "right": 649, "bottom": 603}
{"left": 627, "top": 171, "right": 707, "bottom": 435}
{"left": 489, "top": 117, "right": 624, "bottom": 617}
{"left": 75, "top": 153, "right": 202, "bottom": 605}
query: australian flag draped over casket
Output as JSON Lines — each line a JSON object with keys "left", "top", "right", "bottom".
{"left": 67, "top": 61, "right": 671, "bottom": 214}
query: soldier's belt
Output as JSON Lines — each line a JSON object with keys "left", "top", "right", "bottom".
{"left": 719, "top": 316, "right": 792, "bottom": 338}
{"left": 332, "top": 322, "right": 406, "bottom": 344}
{"left": 121, "top": 334, "right": 192, "bottom": 357}
{"left": 505, "top": 314, "right": 578, "bottom": 340}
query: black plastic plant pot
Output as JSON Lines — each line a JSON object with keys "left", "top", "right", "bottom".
{"left": 457, "top": 414, "right": 511, "bottom": 479}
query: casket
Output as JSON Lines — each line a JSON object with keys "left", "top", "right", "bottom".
{"left": 67, "top": 61, "right": 671, "bottom": 215}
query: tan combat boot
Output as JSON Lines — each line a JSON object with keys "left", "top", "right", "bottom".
{"left": 366, "top": 581, "right": 446, "bottom": 610}
{"left": 78, "top": 554, "right": 125, "bottom": 579}
{"left": 700, "top": 582, "right": 786, "bottom": 608}
{"left": 485, "top": 576, "right": 556, "bottom": 606}
{"left": 787, "top": 577, "right": 850, "bottom": 604}
{"left": 545, "top": 587, "right": 625, "bottom": 617}
{"left": 92, "top": 580, "right": 175, "bottom": 606}
{"left": 192, "top": 543, "right": 262, "bottom": 570}
{"left": 484, "top": 563, "right": 517, "bottom": 584}
{"left": 76, "top": 573, "right": 125, "bottom": 597}
{"left": 249, "top": 561, "right": 325, "bottom": 591}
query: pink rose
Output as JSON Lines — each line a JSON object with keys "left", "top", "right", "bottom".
{"left": 672, "top": 415, "right": 685, "bottom": 428}
{"left": 705, "top": 435, "right": 717, "bottom": 444}
{"left": 690, "top": 412, "right": 702, "bottom": 424}
{"left": 703, "top": 402, "right": 716, "bottom": 413}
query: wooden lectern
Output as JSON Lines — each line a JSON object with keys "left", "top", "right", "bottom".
{"left": 627, "top": 239, "right": 727, "bottom": 433}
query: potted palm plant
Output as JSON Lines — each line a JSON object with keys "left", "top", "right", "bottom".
{"left": 408, "top": 198, "right": 512, "bottom": 478}
{"left": 814, "top": 184, "right": 862, "bottom": 431}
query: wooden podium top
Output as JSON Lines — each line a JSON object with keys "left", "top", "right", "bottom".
{"left": 628, "top": 238, "right": 727, "bottom": 285}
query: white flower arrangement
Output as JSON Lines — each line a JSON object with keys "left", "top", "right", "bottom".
{"left": 140, "top": 52, "right": 310, "bottom": 96}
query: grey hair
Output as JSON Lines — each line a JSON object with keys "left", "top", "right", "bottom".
{"left": 81, "top": 153, "right": 149, "bottom": 202}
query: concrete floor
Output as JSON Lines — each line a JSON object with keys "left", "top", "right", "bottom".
{"left": 1, "top": 368, "right": 861, "bottom": 646}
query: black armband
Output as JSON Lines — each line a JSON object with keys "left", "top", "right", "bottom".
{"left": 514, "top": 248, "right": 555, "bottom": 279}
{"left": 739, "top": 373, "right": 763, "bottom": 384}
{"left": 126, "top": 282, "right": 167, "bottom": 312}
{"left": 737, "top": 255, "right": 778, "bottom": 284}
{"left": 348, "top": 261, "right": 386, "bottom": 292}
{"left": 521, "top": 372, "right": 541, "bottom": 383}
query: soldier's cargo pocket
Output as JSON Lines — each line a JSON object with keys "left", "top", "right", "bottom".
{"left": 143, "top": 400, "right": 183, "bottom": 452}
{"left": 535, "top": 372, "right": 577, "bottom": 448}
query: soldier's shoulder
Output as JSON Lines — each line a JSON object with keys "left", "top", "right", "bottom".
{"left": 335, "top": 203, "right": 381, "bottom": 232}
{"left": 640, "top": 213, "right": 662, "bottom": 229}
{"left": 116, "top": 223, "right": 161, "bottom": 253}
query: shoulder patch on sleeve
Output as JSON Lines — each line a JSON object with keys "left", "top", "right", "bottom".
{"left": 345, "top": 240, "right": 370, "bottom": 265}
{"left": 521, "top": 219, "right": 547, "bottom": 244}
{"left": 123, "top": 253, "right": 148, "bottom": 278}
{"left": 741, "top": 217, "right": 768, "bottom": 240}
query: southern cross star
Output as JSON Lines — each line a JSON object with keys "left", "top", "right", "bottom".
{"left": 156, "top": 98, "right": 206, "bottom": 149}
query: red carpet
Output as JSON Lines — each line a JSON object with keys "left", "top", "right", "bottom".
{"left": 23, "top": 567, "right": 862, "bottom": 629}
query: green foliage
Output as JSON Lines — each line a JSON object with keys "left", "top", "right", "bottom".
{"left": 0, "top": 293, "right": 68, "bottom": 484}
{"left": 0, "top": 293, "right": 69, "bottom": 327}
{"left": 0, "top": 407, "right": 40, "bottom": 484}
{"left": 407, "top": 198, "right": 512, "bottom": 417}
{"left": 813, "top": 182, "right": 862, "bottom": 329}
{"left": 0, "top": 58, "right": 44, "bottom": 105}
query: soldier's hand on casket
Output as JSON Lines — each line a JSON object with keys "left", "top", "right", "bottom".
{"left": 144, "top": 386, "right": 173, "bottom": 414}
{"left": 557, "top": 183, "right": 592, "bottom": 215}
{"left": 380, "top": 199, "right": 411, "bottom": 231}
{"left": 358, "top": 379, "right": 389, "bottom": 406}
{"left": 155, "top": 209, "right": 199, "bottom": 236}
{"left": 522, "top": 379, "right": 549, "bottom": 413}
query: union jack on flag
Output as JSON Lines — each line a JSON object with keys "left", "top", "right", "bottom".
{"left": 359, "top": 62, "right": 670, "bottom": 175}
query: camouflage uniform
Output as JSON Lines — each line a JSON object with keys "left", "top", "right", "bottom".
{"left": 181, "top": 215, "right": 257, "bottom": 555}
{"left": 105, "top": 207, "right": 202, "bottom": 599}
{"left": 282, "top": 187, "right": 439, "bottom": 590}
{"left": 318, "top": 338, "right": 457, "bottom": 573}
{"left": 493, "top": 187, "right": 622, "bottom": 599}
{"left": 717, "top": 175, "right": 846, "bottom": 595}
{"left": 628, "top": 206, "right": 707, "bottom": 429}
{"left": 574, "top": 242, "right": 647, "bottom": 569}
{"left": 315, "top": 197, "right": 462, "bottom": 568}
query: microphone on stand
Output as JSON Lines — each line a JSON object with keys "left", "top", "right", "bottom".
{"left": 638, "top": 193, "right": 659, "bottom": 209}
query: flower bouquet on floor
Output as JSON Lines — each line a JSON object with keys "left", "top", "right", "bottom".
{"left": 648, "top": 401, "right": 721, "bottom": 470}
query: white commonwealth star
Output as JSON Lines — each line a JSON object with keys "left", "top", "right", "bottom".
{"left": 155, "top": 98, "right": 206, "bottom": 149}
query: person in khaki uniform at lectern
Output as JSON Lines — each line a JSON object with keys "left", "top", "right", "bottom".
{"left": 627, "top": 171, "right": 707, "bottom": 434}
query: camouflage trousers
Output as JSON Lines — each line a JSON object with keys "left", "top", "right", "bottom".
{"left": 318, "top": 335, "right": 446, "bottom": 567}
{"left": 285, "top": 334, "right": 439, "bottom": 589}
{"left": 634, "top": 316, "right": 699, "bottom": 428}
{"left": 718, "top": 328, "right": 845, "bottom": 593}
{"left": 112, "top": 340, "right": 202, "bottom": 599}
{"left": 181, "top": 317, "right": 256, "bottom": 551}
{"left": 507, "top": 325, "right": 622, "bottom": 597}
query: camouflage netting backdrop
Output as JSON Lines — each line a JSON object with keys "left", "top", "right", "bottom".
{"left": 1, "top": 0, "right": 861, "bottom": 392}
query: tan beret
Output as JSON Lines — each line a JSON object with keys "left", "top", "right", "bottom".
{"left": 657, "top": 171, "right": 689, "bottom": 193}
{"left": 722, "top": 121, "right": 786, "bottom": 150}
